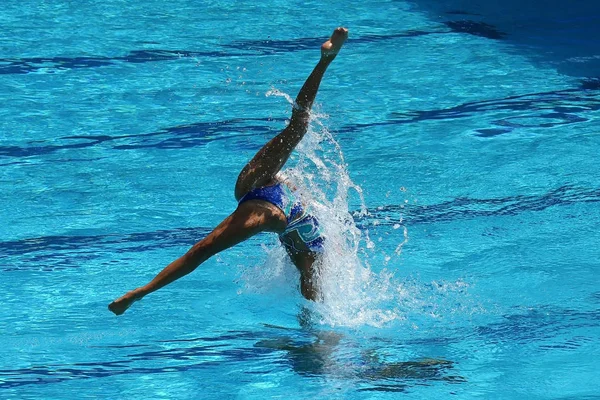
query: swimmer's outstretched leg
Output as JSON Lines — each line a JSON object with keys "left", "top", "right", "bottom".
{"left": 234, "top": 27, "right": 348, "bottom": 200}
{"left": 108, "top": 200, "right": 286, "bottom": 315}
{"left": 108, "top": 28, "right": 348, "bottom": 315}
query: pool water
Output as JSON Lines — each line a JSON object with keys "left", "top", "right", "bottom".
{"left": 1, "top": 1, "right": 599, "bottom": 398}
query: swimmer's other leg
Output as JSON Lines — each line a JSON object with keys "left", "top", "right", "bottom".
{"left": 234, "top": 27, "right": 348, "bottom": 200}
{"left": 108, "top": 200, "right": 286, "bottom": 315}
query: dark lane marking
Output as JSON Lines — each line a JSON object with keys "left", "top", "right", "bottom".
{"left": 223, "top": 29, "right": 440, "bottom": 54}
{"left": 2, "top": 82, "right": 598, "bottom": 161}
{"left": 472, "top": 306, "right": 600, "bottom": 344}
{"left": 0, "top": 24, "right": 506, "bottom": 76}
{"left": 472, "top": 128, "right": 511, "bottom": 137}
{"left": 0, "top": 117, "right": 285, "bottom": 159}
{"left": 0, "top": 305, "right": 596, "bottom": 389}
{"left": 339, "top": 83, "right": 600, "bottom": 137}
{"left": 581, "top": 77, "right": 600, "bottom": 90}
{"left": 355, "top": 185, "right": 600, "bottom": 228}
{"left": 0, "top": 329, "right": 465, "bottom": 389}
{"left": 444, "top": 20, "right": 507, "bottom": 40}
{"left": 0, "top": 226, "right": 212, "bottom": 258}
{"left": 445, "top": 10, "right": 483, "bottom": 16}
{"left": 0, "top": 332, "right": 275, "bottom": 389}
{"left": 0, "top": 49, "right": 246, "bottom": 75}
{"left": 1, "top": 185, "right": 598, "bottom": 272}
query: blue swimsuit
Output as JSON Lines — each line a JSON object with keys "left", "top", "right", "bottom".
{"left": 238, "top": 183, "right": 325, "bottom": 253}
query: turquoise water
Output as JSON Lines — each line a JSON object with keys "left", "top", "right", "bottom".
{"left": 2, "top": 1, "right": 599, "bottom": 398}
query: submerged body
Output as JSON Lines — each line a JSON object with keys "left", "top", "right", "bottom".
{"left": 109, "top": 27, "right": 348, "bottom": 315}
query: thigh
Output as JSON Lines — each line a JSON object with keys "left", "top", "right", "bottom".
{"left": 199, "top": 199, "right": 288, "bottom": 260}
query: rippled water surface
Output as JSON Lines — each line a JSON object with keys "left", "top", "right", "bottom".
{"left": 1, "top": 1, "right": 599, "bottom": 399}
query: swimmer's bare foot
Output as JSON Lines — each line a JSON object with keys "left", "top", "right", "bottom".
{"left": 320, "top": 27, "right": 348, "bottom": 62}
{"left": 108, "top": 288, "right": 143, "bottom": 315}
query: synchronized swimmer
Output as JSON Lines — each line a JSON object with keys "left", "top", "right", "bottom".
{"left": 109, "top": 27, "right": 349, "bottom": 315}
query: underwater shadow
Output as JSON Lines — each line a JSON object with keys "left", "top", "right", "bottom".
{"left": 255, "top": 311, "right": 465, "bottom": 392}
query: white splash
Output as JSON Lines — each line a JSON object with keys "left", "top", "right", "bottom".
{"left": 240, "top": 89, "right": 477, "bottom": 329}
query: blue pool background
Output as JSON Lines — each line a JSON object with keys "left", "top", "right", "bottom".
{"left": 1, "top": 1, "right": 599, "bottom": 398}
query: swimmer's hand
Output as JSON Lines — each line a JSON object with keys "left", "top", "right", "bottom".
{"left": 108, "top": 288, "right": 144, "bottom": 315}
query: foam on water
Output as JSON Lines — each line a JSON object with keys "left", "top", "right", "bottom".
{"left": 240, "top": 89, "right": 479, "bottom": 329}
